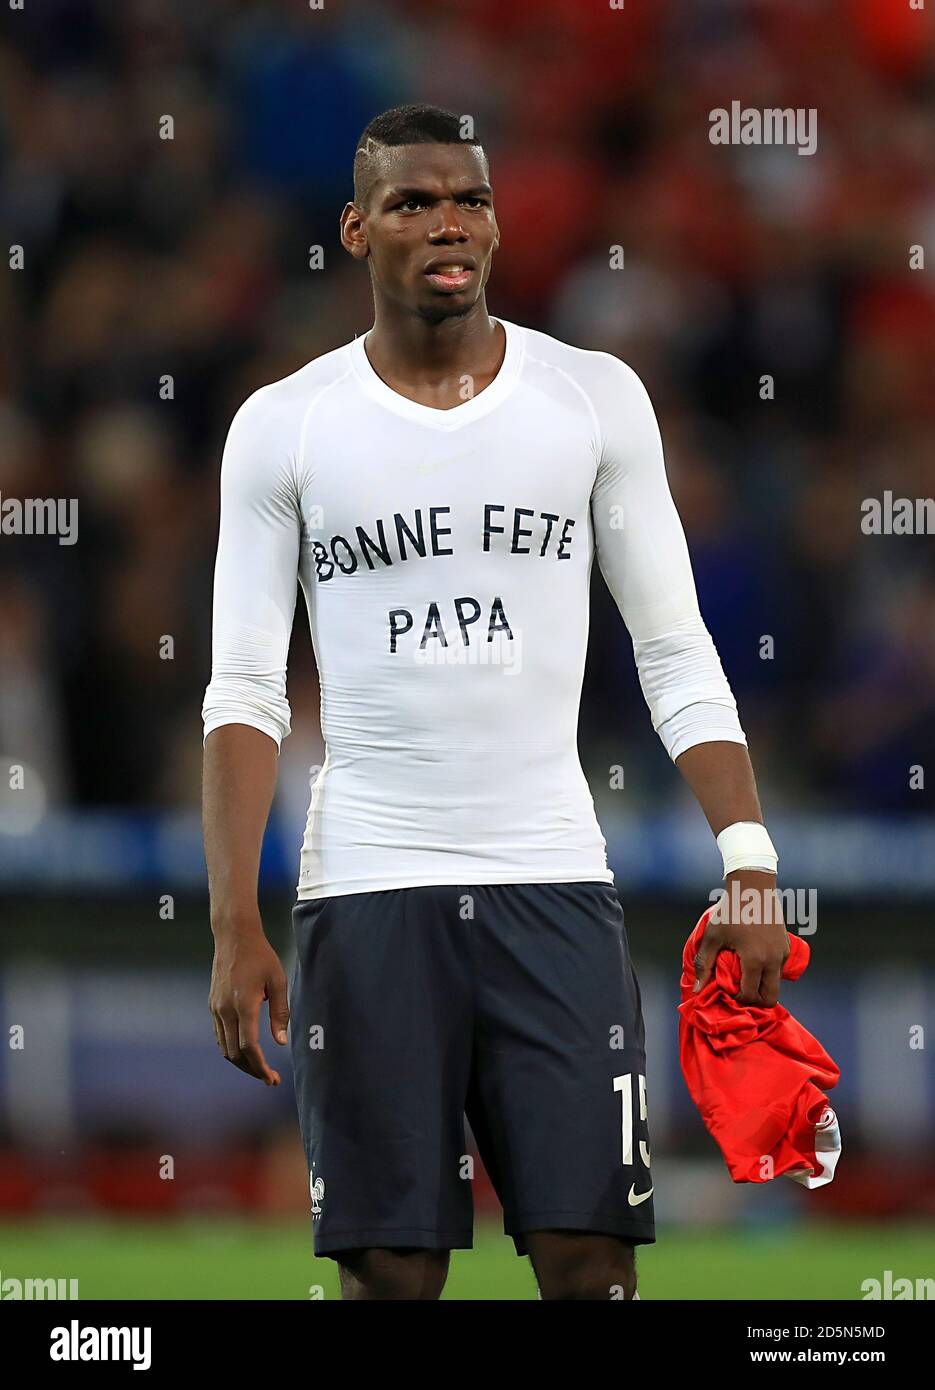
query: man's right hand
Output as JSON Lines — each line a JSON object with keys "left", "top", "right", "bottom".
{"left": 209, "top": 921, "right": 290, "bottom": 1085}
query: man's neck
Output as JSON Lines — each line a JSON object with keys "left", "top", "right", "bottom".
{"left": 363, "top": 299, "right": 505, "bottom": 410}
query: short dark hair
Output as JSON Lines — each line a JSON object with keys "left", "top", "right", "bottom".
{"left": 353, "top": 103, "right": 485, "bottom": 206}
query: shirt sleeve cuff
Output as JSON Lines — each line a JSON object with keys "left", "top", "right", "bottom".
{"left": 202, "top": 714, "right": 284, "bottom": 750}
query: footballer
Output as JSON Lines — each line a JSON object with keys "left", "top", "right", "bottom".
{"left": 203, "top": 104, "right": 788, "bottom": 1300}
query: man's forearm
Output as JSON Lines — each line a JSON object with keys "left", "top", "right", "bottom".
{"left": 203, "top": 723, "right": 280, "bottom": 933}
{"left": 678, "top": 739, "right": 789, "bottom": 1002}
{"left": 674, "top": 739, "right": 765, "bottom": 838}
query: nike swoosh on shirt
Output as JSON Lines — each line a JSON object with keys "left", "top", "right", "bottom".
{"left": 628, "top": 1184, "right": 653, "bottom": 1206}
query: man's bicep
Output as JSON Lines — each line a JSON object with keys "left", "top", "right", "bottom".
{"left": 202, "top": 393, "right": 301, "bottom": 747}
{"left": 589, "top": 360, "right": 701, "bottom": 642}
{"left": 587, "top": 355, "right": 745, "bottom": 757}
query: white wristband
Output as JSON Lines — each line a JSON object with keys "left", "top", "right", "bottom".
{"left": 716, "top": 821, "right": 778, "bottom": 878}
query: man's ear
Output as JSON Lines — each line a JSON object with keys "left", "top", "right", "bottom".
{"left": 340, "top": 202, "right": 369, "bottom": 260}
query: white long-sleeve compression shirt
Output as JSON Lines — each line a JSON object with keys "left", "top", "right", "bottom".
{"left": 203, "top": 318, "right": 746, "bottom": 898}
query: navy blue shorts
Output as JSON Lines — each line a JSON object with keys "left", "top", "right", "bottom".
{"left": 289, "top": 881, "right": 655, "bottom": 1259}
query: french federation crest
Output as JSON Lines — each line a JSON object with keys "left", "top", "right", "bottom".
{"left": 309, "top": 1168, "right": 325, "bottom": 1218}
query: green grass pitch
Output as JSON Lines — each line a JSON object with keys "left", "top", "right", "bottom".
{"left": 1, "top": 1219, "right": 931, "bottom": 1299}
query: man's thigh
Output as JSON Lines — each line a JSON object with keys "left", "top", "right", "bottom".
{"left": 290, "top": 886, "right": 475, "bottom": 1259}
{"left": 465, "top": 881, "right": 656, "bottom": 1257}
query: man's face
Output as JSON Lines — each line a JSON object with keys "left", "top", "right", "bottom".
{"left": 342, "top": 143, "right": 499, "bottom": 321}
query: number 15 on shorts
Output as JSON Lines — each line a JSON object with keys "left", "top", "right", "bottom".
{"left": 614, "top": 1072, "right": 651, "bottom": 1168}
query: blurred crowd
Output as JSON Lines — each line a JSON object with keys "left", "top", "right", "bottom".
{"left": 1, "top": 0, "right": 934, "bottom": 819}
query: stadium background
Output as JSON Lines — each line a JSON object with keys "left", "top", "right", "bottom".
{"left": 1, "top": 0, "right": 933, "bottom": 1298}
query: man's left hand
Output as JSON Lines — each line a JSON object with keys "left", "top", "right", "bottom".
{"left": 692, "top": 870, "right": 790, "bottom": 1006}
